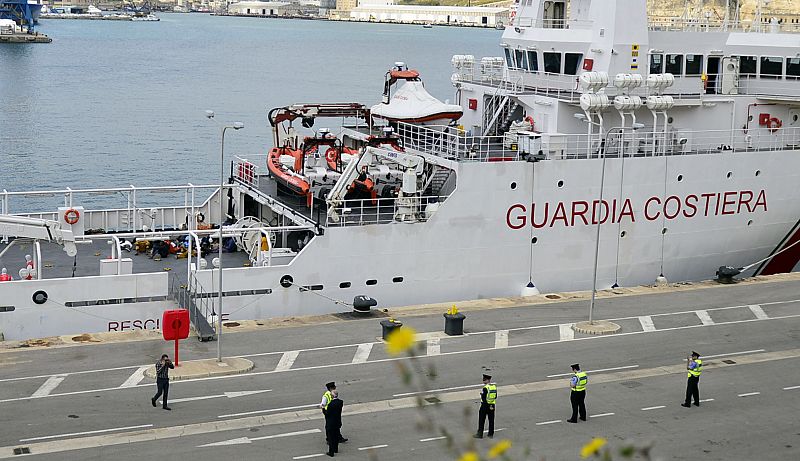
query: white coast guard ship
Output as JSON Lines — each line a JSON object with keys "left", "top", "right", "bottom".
{"left": 2, "top": 0, "right": 800, "bottom": 341}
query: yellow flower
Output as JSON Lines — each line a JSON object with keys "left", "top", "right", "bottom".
{"left": 487, "top": 439, "right": 512, "bottom": 459}
{"left": 386, "top": 326, "right": 416, "bottom": 356}
{"left": 458, "top": 451, "right": 479, "bottom": 461}
{"left": 580, "top": 437, "right": 607, "bottom": 458}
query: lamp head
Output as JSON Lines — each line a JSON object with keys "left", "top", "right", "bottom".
{"left": 573, "top": 113, "right": 587, "bottom": 122}
{"left": 232, "top": 122, "right": 244, "bottom": 130}
{"left": 631, "top": 122, "right": 645, "bottom": 130}
{"left": 205, "top": 110, "right": 215, "bottom": 119}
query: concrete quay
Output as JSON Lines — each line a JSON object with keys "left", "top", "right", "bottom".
{"left": 0, "top": 32, "right": 51, "bottom": 43}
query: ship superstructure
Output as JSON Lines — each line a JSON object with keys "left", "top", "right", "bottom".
{"left": 1, "top": 0, "right": 799, "bottom": 341}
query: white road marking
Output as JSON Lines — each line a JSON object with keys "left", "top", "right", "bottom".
{"left": 351, "top": 343, "right": 373, "bottom": 364}
{"left": 738, "top": 392, "right": 760, "bottom": 397}
{"left": 198, "top": 428, "right": 321, "bottom": 447}
{"left": 31, "top": 375, "right": 67, "bottom": 398}
{"left": 293, "top": 454, "right": 325, "bottom": 460}
{"left": 702, "top": 349, "right": 765, "bottom": 359}
{"left": 783, "top": 385, "right": 800, "bottom": 391}
{"left": 495, "top": 330, "right": 509, "bottom": 349}
{"left": 420, "top": 436, "right": 447, "bottom": 442}
{"left": 559, "top": 324, "right": 574, "bottom": 341}
{"left": 589, "top": 413, "right": 614, "bottom": 418}
{"left": 393, "top": 384, "right": 483, "bottom": 398}
{"left": 638, "top": 316, "right": 656, "bottom": 332}
{"left": 748, "top": 304, "right": 769, "bottom": 320}
{"left": 19, "top": 424, "right": 154, "bottom": 442}
{"left": 159, "top": 389, "right": 271, "bottom": 404}
{"left": 535, "top": 420, "right": 562, "bottom": 426}
{"left": 699, "top": 398, "right": 714, "bottom": 403}
{"left": 427, "top": 337, "right": 441, "bottom": 356}
{"left": 218, "top": 403, "right": 318, "bottom": 419}
{"left": 275, "top": 351, "right": 300, "bottom": 372}
{"left": 358, "top": 444, "right": 388, "bottom": 451}
{"left": 641, "top": 405, "right": 665, "bottom": 411}
{"left": 547, "top": 365, "right": 638, "bottom": 378}
{"left": 695, "top": 310, "right": 715, "bottom": 325}
{"left": 120, "top": 366, "right": 150, "bottom": 388}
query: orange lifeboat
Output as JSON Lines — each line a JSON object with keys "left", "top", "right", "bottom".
{"left": 267, "top": 145, "right": 309, "bottom": 197}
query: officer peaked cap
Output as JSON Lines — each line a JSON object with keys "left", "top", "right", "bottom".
{"left": 691, "top": 351, "right": 700, "bottom": 357}
{"left": 482, "top": 374, "right": 492, "bottom": 381}
{"left": 326, "top": 382, "right": 336, "bottom": 390}
{"left": 571, "top": 363, "right": 580, "bottom": 370}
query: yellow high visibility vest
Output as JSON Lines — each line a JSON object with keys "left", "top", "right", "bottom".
{"left": 484, "top": 384, "right": 497, "bottom": 405}
{"left": 572, "top": 371, "right": 588, "bottom": 392}
{"left": 322, "top": 390, "right": 333, "bottom": 410}
{"left": 687, "top": 359, "right": 702, "bottom": 378}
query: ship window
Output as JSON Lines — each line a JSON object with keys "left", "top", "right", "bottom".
{"left": 760, "top": 56, "right": 783, "bottom": 78}
{"left": 665, "top": 54, "right": 683, "bottom": 75}
{"left": 788, "top": 58, "right": 800, "bottom": 79}
{"left": 685, "top": 54, "right": 703, "bottom": 75}
{"left": 515, "top": 49, "right": 527, "bottom": 71}
{"left": 366, "top": 279, "right": 377, "bottom": 285}
{"left": 339, "top": 282, "right": 351, "bottom": 288}
{"left": 527, "top": 51, "right": 539, "bottom": 72}
{"left": 737, "top": 55, "right": 757, "bottom": 75}
{"left": 649, "top": 54, "right": 664, "bottom": 74}
{"left": 564, "top": 53, "right": 583, "bottom": 75}
{"left": 543, "top": 52, "right": 561, "bottom": 74}
{"left": 504, "top": 48, "right": 514, "bottom": 68}
{"left": 392, "top": 277, "right": 404, "bottom": 283}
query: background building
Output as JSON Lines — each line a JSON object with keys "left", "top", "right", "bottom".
{"left": 227, "top": 0, "right": 305, "bottom": 15}
{"left": 349, "top": 4, "right": 509, "bottom": 27}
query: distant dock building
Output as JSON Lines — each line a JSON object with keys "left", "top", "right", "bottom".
{"left": 333, "top": 0, "right": 509, "bottom": 27}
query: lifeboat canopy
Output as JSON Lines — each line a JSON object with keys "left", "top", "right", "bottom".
{"left": 372, "top": 62, "right": 463, "bottom": 126}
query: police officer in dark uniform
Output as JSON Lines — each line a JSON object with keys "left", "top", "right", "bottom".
{"left": 682, "top": 351, "right": 703, "bottom": 407}
{"left": 567, "top": 364, "right": 587, "bottom": 423}
{"left": 474, "top": 374, "right": 497, "bottom": 438}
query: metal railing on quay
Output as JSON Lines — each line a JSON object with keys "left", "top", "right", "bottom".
{"left": 327, "top": 195, "right": 449, "bottom": 227}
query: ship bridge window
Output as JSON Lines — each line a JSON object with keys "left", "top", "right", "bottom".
{"left": 515, "top": 49, "right": 527, "bottom": 71}
{"left": 544, "top": 52, "right": 561, "bottom": 74}
{"left": 504, "top": 48, "right": 514, "bottom": 69}
{"left": 527, "top": 50, "right": 539, "bottom": 72}
{"left": 736, "top": 55, "right": 757, "bottom": 75}
{"left": 685, "top": 54, "right": 703, "bottom": 76}
{"left": 564, "top": 53, "right": 583, "bottom": 75}
{"left": 665, "top": 54, "right": 683, "bottom": 75}
{"left": 649, "top": 53, "right": 664, "bottom": 74}
{"left": 760, "top": 56, "right": 783, "bottom": 78}
{"left": 787, "top": 58, "right": 800, "bottom": 79}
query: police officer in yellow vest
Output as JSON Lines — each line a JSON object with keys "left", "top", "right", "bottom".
{"left": 320, "top": 382, "right": 348, "bottom": 443}
{"left": 474, "top": 374, "right": 497, "bottom": 438}
{"left": 567, "top": 364, "right": 587, "bottom": 423}
{"left": 682, "top": 351, "right": 702, "bottom": 407}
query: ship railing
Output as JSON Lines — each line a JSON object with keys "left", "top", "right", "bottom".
{"left": 233, "top": 156, "right": 260, "bottom": 189}
{"left": 326, "top": 195, "right": 449, "bottom": 227}
{"left": 648, "top": 17, "right": 800, "bottom": 34}
{"left": 0, "top": 184, "right": 220, "bottom": 239}
{"left": 393, "top": 121, "right": 519, "bottom": 162}
{"left": 514, "top": 17, "right": 594, "bottom": 30}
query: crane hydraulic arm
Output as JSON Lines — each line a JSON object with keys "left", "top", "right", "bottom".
{"left": 0, "top": 215, "right": 78, "bottom": 257}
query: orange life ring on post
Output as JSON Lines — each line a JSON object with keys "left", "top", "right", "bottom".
{"left": 64, "top": 208, "right": 80, "bottom": 225}
{"left": 767, "top": 117, "right": 782, "bottom": 133}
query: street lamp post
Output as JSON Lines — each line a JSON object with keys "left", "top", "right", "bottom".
{"left": 205, "top": 110, "right": 244, "bottom": 362}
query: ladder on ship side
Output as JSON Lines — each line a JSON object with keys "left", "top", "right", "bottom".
{"left": 483, "top": 94, "right": 519, "bottom": 136}
{"left": 169, "top": 274, "right": 216, "bottom": 341}
{"left": 425, "top": 168, "right": 453, "bottom": 196}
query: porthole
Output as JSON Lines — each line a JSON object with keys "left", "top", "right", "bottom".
{"left": 32, "top": 290, "right": 48, "bottom": 305}
{"left": 392, "top": 277, "right": 404, "bottom": 283}
{"left": 366, "top": 279, "right": 377, "bottom": 286}
{"left": 755, "top": 170, "right": 761, "bottom": 177}
{"left": 510, "top": 182, "right": 517, "bottom": 190}
{"left": 531, "top": 237, "right": 538, "bottom": 244}
{"left": 747, "top": 220, "right": 753, "bottom": 226}
{"left": 726, "top": 171, "right": 732, "bottom": 178}
{"left": 557, "top": 180, "right": 564, "bottom": 188}
{"left": 339, "top": 282, "right": 351, "bottom": 289}
{"left": 677, "top": 174, "right": 683, "bottom": 182}
{"left": 667, "top": 116, "right": 674, "bottom": 124}
{"left": 620, "top": 231, "right": 627, "bottom": 238}
{"left": 662, "top": 228, "right": 668, "bottom": 235}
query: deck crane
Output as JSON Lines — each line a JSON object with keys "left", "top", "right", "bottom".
{"left": 0, "top": 215, "right": 77, "bottom": 257}
{"left": 0, "top": 0, "right": 37, "bottom": 33}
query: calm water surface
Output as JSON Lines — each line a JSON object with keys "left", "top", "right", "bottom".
{"left": 0, "top": 14, "right": 501, "bottom": 194}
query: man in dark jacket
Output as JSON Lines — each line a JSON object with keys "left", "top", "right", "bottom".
{"left": 325, "top": 395, "right": 344, "bottom": 457}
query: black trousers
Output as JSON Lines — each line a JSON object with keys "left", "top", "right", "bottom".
{"left": 153, "top": 378, "right": 169, "bottom": 408}
{"left": 570, "top": 390, "right": 586, "bottom": 421}
{"left": 477, "top": 403, "right": 495, "bottom": 435}
{"left": 326, "top": 425, "right": 339, "bottom": 455}
{"left": 684, "top": 376, "right": 700, "bottom": 405}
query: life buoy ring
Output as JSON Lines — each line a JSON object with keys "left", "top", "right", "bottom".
{"left": 524, "top": 115, "right": 536, "bottom": 131}
{"left": 767, "top": 117, "right": 782, "bottom": 133}
{"left": 64, "top": 208, "right": 80, "bottom": 225}
{"left": 325, "top": 148, "right": 338, "bottom": 163}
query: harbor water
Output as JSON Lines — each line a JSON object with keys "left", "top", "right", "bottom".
{"left": 0, "top": 14, "right": 501, "bottom": 195}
